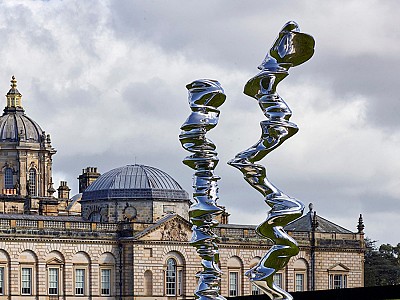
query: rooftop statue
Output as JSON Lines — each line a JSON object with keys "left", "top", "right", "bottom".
{"left": 228, "top": 21, "right": 315, "bottom": 300}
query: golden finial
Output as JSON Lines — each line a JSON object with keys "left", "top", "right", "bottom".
{"left": 10, "top": 76, "right": 17, "bottom": 89}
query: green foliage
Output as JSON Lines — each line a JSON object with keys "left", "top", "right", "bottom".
{"left": 364, "top": 238, "right": 400, "bottom": 286}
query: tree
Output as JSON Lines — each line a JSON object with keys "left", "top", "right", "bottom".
{"left": 364, "top": 239, "right": 400, "bottom": 286}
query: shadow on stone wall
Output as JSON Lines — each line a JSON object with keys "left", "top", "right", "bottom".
{"left": 228, "top": 285, "right": 400, "bottom": 300}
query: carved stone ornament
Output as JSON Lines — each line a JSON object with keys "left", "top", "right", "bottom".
{"left": 161, "top": 220, "right": 188, "bottom": 241}
{"left": 123, "top": 203, "right": 137, "bottom": 220}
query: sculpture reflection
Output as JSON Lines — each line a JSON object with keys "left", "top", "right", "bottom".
{"left": 228, "top": 21, "right": 315, "bottom": 300}
{"left": 180, "top": 79, "right": 226, "bottom": 300}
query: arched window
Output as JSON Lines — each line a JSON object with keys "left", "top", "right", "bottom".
{"left": 19, "top": 250, "right": 38, "bottom": 296}
{"left": 164, "top": 252, "right": 184, "bottom": 297}
{"left": 294, "top": 259, "right": 308, "bottom": 292}
{"left": 249, "top": 257, "right": 264, "bottom": 295}
{"left": 144, "top": 270, "right": 153, "bottom": 296}
{"left": 166, "top": 258, "right": 177, "bottom": 296}
{"left": 228, "top": 256, "right": 243, "bottom": 297}
{"left": 99, "top": 252, "right": 115, "bottom": 296}
{"left": 4, "top": 168, "right": 13, "bottom": 189}
{"left": 0, "top": 250, "right": 10, "bottom": 296}
{"left": 29, "top": 169, "right": 37, "bottom": 196}
{"left": 72, "top": 252, "right": 90, "bottom": 296}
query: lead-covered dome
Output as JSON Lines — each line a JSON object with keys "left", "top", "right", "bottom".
{"left": 0, "top": 113, "right": 43, "bottom": 142}
{"left": 0, "top": 76, "right": 45, "bottom": 143}
{"left": 81, "top": 164, "right": 189, "bottom": 202}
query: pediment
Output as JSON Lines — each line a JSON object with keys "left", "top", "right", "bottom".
{"left": 137, "top": 214, "right": 191, "bottom": 242}
{"left": 328, "top": 263, "right": 349, "bottom": 272}
{"left": 46, "top": 257, "right": 63, "bottom": 265}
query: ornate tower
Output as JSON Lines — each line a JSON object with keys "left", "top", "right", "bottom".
{"left": 0, "top": 76, "right": 57, "bottom": 200}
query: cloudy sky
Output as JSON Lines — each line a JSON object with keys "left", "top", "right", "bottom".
{"left": 0, "top": 0, "right": 399, "bottom": 245}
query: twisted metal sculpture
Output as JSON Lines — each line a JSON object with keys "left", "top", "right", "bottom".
{"left": 180, "top": 79, "right": 226, "bottom": 300}
{"left": 228, "top": 21, "right": 315, "bottom": 300}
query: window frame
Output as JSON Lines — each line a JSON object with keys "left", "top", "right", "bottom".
{"left": 229, "top": 271, "right": 239, "bottom": 297}
{"left": 274, "top": 272, "right": 283, "bottom": 289}
{"left": 166, "top": 258, "right": 177, "bottom": 296}
{"left": 0, "top": 266, "right": 5, "bottom": 295}
{"left": 251, "top": 283, "right": 262, "bottom": 295}
{"left": 329, "top": 273, "right": 347, "bottom": 289}
{"left": 100, "top": 268, "right": 111, "bottom": 296}
{"left": 75, "top": 268, "right": 85, "bottom": 295}
{"left": 4, "top": 168, "right": 13, "bottom": 189}
{"left": 21, "top": 267, "right": 33, "bottom": 295}
{"left": 48, "top": 267, "right": 59, "bottom": 295}
{"left": 295, "top": 273, "right": 305, "bottom": 292}
{"left": 28, "top": 168, "right": 37, "bottom": 196}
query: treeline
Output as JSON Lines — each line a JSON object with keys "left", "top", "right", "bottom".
{"left": 364, "top": 239, "right": 400, "bottom": 286}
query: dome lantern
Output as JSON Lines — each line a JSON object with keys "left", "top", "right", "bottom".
{"left": 5, "top": 76, "right": 24, "bottom": 113}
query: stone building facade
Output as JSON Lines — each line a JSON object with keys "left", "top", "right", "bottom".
{"left": 0, "top": 77, "right": 365, "bottom": 299}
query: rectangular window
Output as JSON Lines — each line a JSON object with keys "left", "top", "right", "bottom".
{"left": 48, "top": 268, "right": 58, "bottom": 295}
{"left": 274, "top": 272, "right": 283, "bottom": 288}
{"left": 229, "top": 272, "right": 238, "bottom": 297}
{"left": 178, "top": 269, "right": 183, "bottom": 296}
{"left": 251, "top": 283, "right": 261, "bottom": 295}
{"left": 144, "top": 248, "right": 153, "bottom": 257}
{"left": 166, "top": 269, "right": 176, "bottom": 296}
{"left": 330, "top": 274, "right": 347, "bottom": 289}
{"left": 4, "top": 168, "right": 13, "bottom": 189}
{"left": 75, "top": 269, "right": 85, "bottom": 295}
{"left": 295, "top": 273, "right": 304, "bottom": 292}
{"left": 21, "top": 268, "right": 32, "bottom": 295}
{"left": 163, "top": 205, "right": 175, "bottom": 213}
{"left": 0, "top": 267, "right": 4, "bottom": 295}
{"left": 101, "top": 269, "right": 111, "bottom": 296}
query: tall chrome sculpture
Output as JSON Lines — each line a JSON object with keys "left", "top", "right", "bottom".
{"left": 180, "top": 79, "right": 226, "bottom": 300}
{"left": 228, "top": 21, "right": 315, "bottom": 300}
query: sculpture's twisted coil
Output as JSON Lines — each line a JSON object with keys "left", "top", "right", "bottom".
{"left": 228, "top": 21, "right": 315, "bottom": 300}
{"left": 180, "top": 79, "right": 226, "bottom": 300}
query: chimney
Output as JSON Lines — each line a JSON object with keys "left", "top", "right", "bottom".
{"left": 57, "top": 181, "right": 70, "bottom": 199}
{"left": 78, "top": 167, "right": 101, "bottom": 193}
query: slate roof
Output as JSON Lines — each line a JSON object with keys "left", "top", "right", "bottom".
{"left": 284, "top": 210, "right": 353, "bottom": 234}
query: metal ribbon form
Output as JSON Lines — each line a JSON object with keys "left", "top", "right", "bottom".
{"left": 228, "top": 21, "right": 315, "bottom": 300}
{"left": 180, "top": 79, "right": 226, "bottom": 300}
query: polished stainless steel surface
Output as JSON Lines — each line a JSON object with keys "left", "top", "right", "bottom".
{"left": 228, "top": 21, "right": 315, "bottom": 300}
{"left": 180, "top": 79, "right": 226, "bottom": 300}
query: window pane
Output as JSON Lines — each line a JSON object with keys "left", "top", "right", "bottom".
{"left": 101, "top": 269, "right": 111, "bottom": 295}
{"left": 274, "top": 273, "right": 283, "bottom": 288}
{"left": 178, "top": 269, "right": 183, "bottom": 295}
{"left": 4, "top": 168, "right": 13, "bottom": 189}
{"left": 22, "top": 268, "right": 32, "bottom": 295}
{"left": 251, "top": 283, "right": 261, "bottom": 295}
{"left": 166, "top": 258, "right": 176, "bottom": 296}
{"left": 332, "top": 274, "right": 347, "bottom": 289}
{"left": 48, "top": 268, "right": 58, "bottom": 295}
{"left": 75, "top": 269, "right": 85, "bottom": 295}
{"left": 295, "top": 273, "right": 304, "bottom": 292}
{"left": 0, "top": 267, "right": 4, "bottom": 295}
{"left": 29, "top": 169, "right": 36, "bottom": 196}
{"left": 229, "top": 272, "right": 238, "bottom": 297}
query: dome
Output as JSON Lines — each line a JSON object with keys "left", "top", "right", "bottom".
{"left": 0, "top": 113, "right": 43, "bottom": 142}
{"left": 81, "top": 164, "right": 189, "bottom": 202}
{"left": 0, "top": 76, "right": 45, "bottom": 143}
